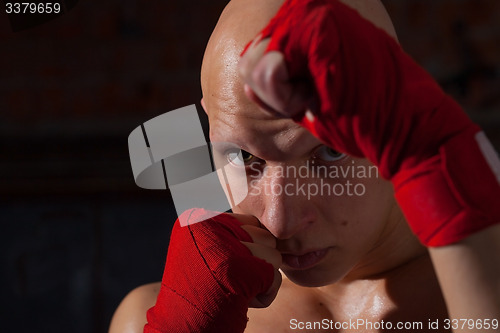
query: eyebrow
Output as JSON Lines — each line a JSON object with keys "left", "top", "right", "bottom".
{"left": 210, "top": 139, "right": 262, "bottom": 160}
{"left": 211, "top": 134, "right": 325, "bottom": 166}
{"left": 209, "top": 111, "right": 316, "bottom": 161}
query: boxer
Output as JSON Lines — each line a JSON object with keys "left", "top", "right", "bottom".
{"left": 109, "top": 0, "right": 500, "bottom": 332}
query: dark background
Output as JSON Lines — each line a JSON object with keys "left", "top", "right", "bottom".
{"left": 1, "top": 0, "right": 499, "bottom": 332}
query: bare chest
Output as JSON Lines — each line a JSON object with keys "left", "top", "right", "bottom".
{"left": 246, "top": 274, "right": 449, "bottom": 333}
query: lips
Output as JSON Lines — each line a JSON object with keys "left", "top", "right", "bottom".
{"left": 281, "top": 247, "right": 330, "bottom": 270}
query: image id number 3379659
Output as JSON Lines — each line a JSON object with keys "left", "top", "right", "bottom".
{"left": 5, "top": 2, "right": 61, "bottom": 14}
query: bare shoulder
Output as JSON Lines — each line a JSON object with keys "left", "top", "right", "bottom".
{"left": 108, "top": 282, "right": 161, "bottom": 333}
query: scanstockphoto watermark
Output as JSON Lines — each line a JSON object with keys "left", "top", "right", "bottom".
{"left": 290, "top": 318, "right": 424, "bottom": 331}
{"left": 248, "top": 159, "right": 380, "bottom": 200}
{"left": 289, "top": 318, "right": 500, "bottom": 331}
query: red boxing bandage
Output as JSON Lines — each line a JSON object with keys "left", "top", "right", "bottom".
{"left": 247, "top": 0, "right": 500, "bottom": 246}
{"left": 145, "top": 209, "right": 274, "bottom": 332}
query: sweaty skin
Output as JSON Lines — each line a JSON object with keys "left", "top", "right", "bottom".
{"left": 200, "top": 0, "right": 448, "bottom": 331}
{"left": 109, "top": 1, "right": 450, "bottom": 332}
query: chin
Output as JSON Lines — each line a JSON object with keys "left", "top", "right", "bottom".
{"left": 282, "top": 267, "right": 346, "bottom": 287}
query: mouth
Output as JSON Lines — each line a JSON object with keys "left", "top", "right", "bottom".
{"left": 281, "top": 247, "right": 331, "bottom": 270}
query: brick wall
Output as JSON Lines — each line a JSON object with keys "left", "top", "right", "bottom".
{"left": 1, "top": 1, "right": 499, "bottom": 332}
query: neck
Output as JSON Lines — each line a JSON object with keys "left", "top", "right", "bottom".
{"left": 344, "top": 202, "right": 427, "bottom": 282}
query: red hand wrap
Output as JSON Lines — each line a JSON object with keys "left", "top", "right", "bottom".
{"left": 247, "top": 0, "right": 500, "bottom": 246}
{"left": 144, "top": 209, "right": 274, "bottom": 332}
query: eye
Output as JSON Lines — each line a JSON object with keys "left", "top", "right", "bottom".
{"left": 227, "top": 149, "right": 255, "bottom": 166}
{"left": 315, "top": 146, "right": 345, "bottom": 162}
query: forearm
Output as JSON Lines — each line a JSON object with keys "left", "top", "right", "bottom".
{"left": 429, "top": 225, "right": 500, "bottom": 333}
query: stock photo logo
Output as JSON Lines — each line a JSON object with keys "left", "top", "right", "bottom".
{"left": 128, "top": 105, "right": 248, "bottom": 226}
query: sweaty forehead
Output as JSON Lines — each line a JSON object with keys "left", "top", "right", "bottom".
{"left": 201, "top": 0, "right": 397, "bottom": 96}
{"left": 201, "top": 0, "right": 397, "bottom": 156}
{"left": 208, "top": 94, "right": 316, "bottom": 161}
{"left": 200, "top": 0, "right": 284, "bottom": 115}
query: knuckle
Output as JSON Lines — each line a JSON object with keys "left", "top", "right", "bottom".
{"left": 242, "top": 242, "right": 281, "bottom": 269}
{"left": 241, "top": 225, "right": 277, "bottom": 248}
{"left": 251, "top": 62, "right": 266, "bottom": 88}
{"left": 238, "top": 56, "right": 252, "bottom": 79}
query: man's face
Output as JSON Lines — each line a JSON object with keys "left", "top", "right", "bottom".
{"left": 200, "top": 0, "right": 410, "bottom": 287}
{"left": 204, "top": 86, "right": 401, "bottom": 287}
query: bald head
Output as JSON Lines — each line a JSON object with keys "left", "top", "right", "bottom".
{"left": 201, "top": 0, "right": 397, "bottom": 117}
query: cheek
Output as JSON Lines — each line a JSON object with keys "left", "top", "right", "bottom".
{"left": 315, "top": 164, "right": 395, "bottom": 244}
{"left": 214, "top": 160, "right": 256, "bottom": 211}
{"left": 230, "top": 184, "right": 264, "bottom": 215}
{"left": 349, "top": 175, "right": 395, "bottom": 228}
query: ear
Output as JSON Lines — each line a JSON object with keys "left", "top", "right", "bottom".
{"left": 201, "top": 98, "right": 207, "bottom": 114}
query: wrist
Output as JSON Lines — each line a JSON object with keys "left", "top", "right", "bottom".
{"left": 393, "top": 128, "right": 500, "bottom": 246}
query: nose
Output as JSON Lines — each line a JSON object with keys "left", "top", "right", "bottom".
{"left": 257, "top": 163, "right": 316, "bottom": 239}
